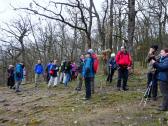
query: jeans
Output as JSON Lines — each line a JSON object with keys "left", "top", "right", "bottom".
{"left": 15, "top": 80, "right": 22, "bottom": 91}
{"left": 63, "top": 73, "right": 71, "bottom": 86}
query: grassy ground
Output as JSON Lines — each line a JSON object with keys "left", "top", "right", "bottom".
{"left": 0, "top": 64, "right": 168, "bottom": 126}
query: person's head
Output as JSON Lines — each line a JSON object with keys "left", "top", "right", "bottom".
{"left": 150, "top": 45, "right": 158, "bottom": 53}
{"left": 111, "top": 53, "right": 115, "bottom": 57}
{"left": 87, "top": 49, "right": 94, "bottom": 54}
{"left": 85, "top": 52, "right": 91, "bottom": 58}
{"left": 9, "top": 65, "right": 14, "bottom": 69}
{"left": 120, "top": 46, "right": 126, "bottom": 52}
{"left": 38, "top": 60, "right": 41, "bottom": 64}
{"left": 80, "top": 54, "right": 85, "bottom": 60}
{"left": 160, "top": 48, "right": 168, "bottom": 57}
{"left": 53, "top": 60, "right": 58, "bottom": 64}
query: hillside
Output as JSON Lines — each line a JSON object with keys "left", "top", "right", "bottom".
{"left": 0, "top": 66, "right": 168, "bottom": 126}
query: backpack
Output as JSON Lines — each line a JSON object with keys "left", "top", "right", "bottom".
{"left": 49, "top": 69, "right": 54, "bottom": 76}
{"left": 15, "top": 64, "right": 22, "bottom": 78}
{"left": 91, "top": 53, "right": 99, "bottom": 73}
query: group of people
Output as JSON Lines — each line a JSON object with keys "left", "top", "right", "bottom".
{"left": 105, "top": 45, "right": 168, "bottom": 111}
{"left": 146, "top": 45, "right": 168, "bottom": 111}
{"left": 6, "top": 46, "right": 168, "bottom": 111}
{"left": 6, "top": 49, "right": 97, "bottom": 100}
{"left": 7, "top": 62, "right": 25, "bottom": 92}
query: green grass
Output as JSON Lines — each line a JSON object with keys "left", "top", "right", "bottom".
{"left": 0, "top": 64, "right": 167, "bottom": 126}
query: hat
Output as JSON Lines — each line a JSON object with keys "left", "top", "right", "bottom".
{"left": 86, "top": 51, "right": 92, "bottom": 55}
{"left": 111, "top": 53, "right": 115, "bottom": 57}
{"left": 150, "top": 45, "right": 158, "bottom": 51}
{"left": 121, "top": 46, "right": 126, "bottom": 49}
{"left": 87, "top": 49, "right": 94, "bottom": 54}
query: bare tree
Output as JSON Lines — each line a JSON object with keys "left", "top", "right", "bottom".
{"left": 1, "top": 16, "right": 31, "bottom": 62}
{"left": 16, "top": 0, "right": 95, "bottom": 49}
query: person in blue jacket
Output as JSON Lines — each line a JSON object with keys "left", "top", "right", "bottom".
{"left": 14, "top": 62, "right": 24, "bottom": 92}
{"left": 152, "top": 48, "right": 168, "bottom": 111}
{"left": 34, "top": 60, "right": 44, "bottom": 88}
{"left": 82, "top": 51, "right": 95, "bottom": 100}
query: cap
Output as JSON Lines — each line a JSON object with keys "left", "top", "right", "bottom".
{"left": 121, "top": 46, "right": 126, "bottom": 49}
{"left": 87, "top": 49, "right": 94, "bottom": 54}
{"left": 111, "top": 53, "right": 115, "bottom": 57}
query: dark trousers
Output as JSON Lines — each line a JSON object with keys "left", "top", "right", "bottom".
{"left": 107, "top": 68, "right": 115, "bottom": 83}
{"left": 117, "top": 68, "right": 128, "bottom": 89}
{"left": 47, "top": 73, "right": 50, "bottom": 83}
{"left": 160, "top": 81, "right": 168, "bottom": 109}
{"left": 147, "top": 72, "right": 158, "bottom": 98}
{"left": 7, "top": 76, "right": 15, "bottom": 88}
{"left": 85, "top": 77, "right": 91, "bottom": 99}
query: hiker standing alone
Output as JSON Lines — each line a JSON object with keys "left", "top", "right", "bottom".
{"left": 34, "top": 60, "right": 44, "bottom": 88}
{"left": 115, "top": 46, "right": 132, "bottom": 91}
{"left": 82, "top": 51, "right": 95, "bottom": 100}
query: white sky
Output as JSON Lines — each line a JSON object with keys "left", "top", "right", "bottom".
{"left": 0, "top": 0, "right": 103, "bottom": 24}
{"left": 0, "top": 0, "right": 29, "bottom": 23}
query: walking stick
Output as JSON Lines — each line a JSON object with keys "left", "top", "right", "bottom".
{"left": 139, "top": 81, "right": 153, "bottom": 106}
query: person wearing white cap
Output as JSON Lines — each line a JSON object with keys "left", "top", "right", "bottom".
{"left": 106, "top": 53, "right": 117, "bottom": 84}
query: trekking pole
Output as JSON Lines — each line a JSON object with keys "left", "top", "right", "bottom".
{"left": 139, "top": 81, "right": 152, "bottom": 106}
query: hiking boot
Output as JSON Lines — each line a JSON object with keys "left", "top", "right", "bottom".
{"left": 82, "top": 97, "right": 91, "bottom": 100}
{"left": 116, "top": 87, "right": 121, "bottom": 91}
{"left": 15, "top": 90, "right": 21, "bottom": 93}
{"left": 152, "top": 97, "right": 157, "bottom": 101}
{"left": 157, "top": 107, "right": 168, "bottom": 111}
{"left": 75, "top": 87, "right": 81, "bottom": 91}
{"left": 122, "top": 87, "right": 129, "bottom": 91}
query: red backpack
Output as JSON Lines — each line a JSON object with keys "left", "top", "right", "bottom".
{"left": 92, "top": 53, "right": 99, "bottom": 73}
{"left": 49, "top": 69, "right": 54, "bottom": 75}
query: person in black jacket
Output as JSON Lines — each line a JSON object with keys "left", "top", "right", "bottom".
{"left": 7, "top": 65, "right": 15, "bottom": 89}
{"left": 152, "top": 48, "right": 168, "bottom": 111}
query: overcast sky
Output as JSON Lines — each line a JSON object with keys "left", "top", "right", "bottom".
{"left": 0, "top": 0, "right": 28, "bottom": 22}
{"left": 0, "top": 0, "right": 103, "bottom": 25}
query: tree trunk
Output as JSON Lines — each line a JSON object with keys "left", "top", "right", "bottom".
{"left": 128, "top": 0, "right": 136, "bottom": 55}
{"left": 109, "top": 0, "right": 114, "bottom": 50}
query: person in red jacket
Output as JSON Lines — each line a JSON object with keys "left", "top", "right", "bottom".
{"left": 115, "top": 46, "right": 132, "bottom": 91}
